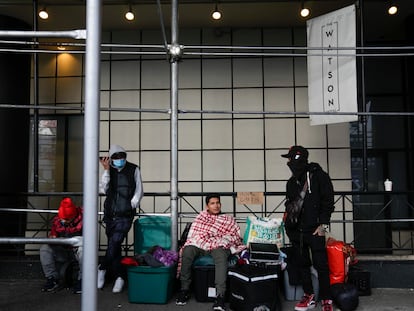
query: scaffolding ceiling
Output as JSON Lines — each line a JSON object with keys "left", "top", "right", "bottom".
{"left": 1, "top": 0, "right": 414, "bottom": 42}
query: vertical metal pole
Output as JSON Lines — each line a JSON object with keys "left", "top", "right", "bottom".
{"left": 33, "top": 0, "right": 39, "bottom": 192}
{"left": 82, "top": 0, "right": 101, "bottom": 310}
{"left": 170, "top": 0, "right": 179, "bottom": 251}
{"left": 358, "top": 0, "right": 369, "bottom": 191}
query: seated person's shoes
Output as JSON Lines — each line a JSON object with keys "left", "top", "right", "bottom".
{"left": 176, "top": 290, "right": 190, "bottom": 305}
{"left": 213, "top": 294, "right": 226, "bottom": 311}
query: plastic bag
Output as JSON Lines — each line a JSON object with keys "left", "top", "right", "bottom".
{"left": 243, "top": 216, "right": 284, "bottom": 249}
{"left": 326, "top": 237, "right": 357, "bottom": 285}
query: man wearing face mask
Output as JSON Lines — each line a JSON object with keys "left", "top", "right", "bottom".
{"left": 98, "top": 144, "right": 144, "bottom": 293}
{"left": 281, "top": 146, "right": 334, "bottom": 311}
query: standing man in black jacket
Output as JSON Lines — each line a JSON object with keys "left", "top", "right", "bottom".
{"left": 98, "top": 144, "right": 143, "bottom": 293}
{"left": 282, "top": 146, "right": 334, "bottom": 311}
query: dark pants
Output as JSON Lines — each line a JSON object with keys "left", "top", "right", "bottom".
{"left": 291, "top": 232, "right": 331, "bottom": 301}
{"left": 101, "top": 217, "right": 133, "bottom": 279}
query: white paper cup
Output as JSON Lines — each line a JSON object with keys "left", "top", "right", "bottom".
{"left": 384, "top": 180, "right": 392, "bottom": 191}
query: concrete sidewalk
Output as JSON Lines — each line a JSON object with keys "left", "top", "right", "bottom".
{"left": 0, "top": 279, "right": 413, "bottom": 311}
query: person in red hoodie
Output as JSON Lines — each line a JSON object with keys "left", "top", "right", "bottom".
{"left": 39, "top": 197, "right": 83, "bottom": 294}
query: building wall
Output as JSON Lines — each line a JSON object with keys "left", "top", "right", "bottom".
{"left": 30, "top": 27, "right": 354, "bottom": 243}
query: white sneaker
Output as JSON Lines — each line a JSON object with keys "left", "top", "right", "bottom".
{"left": 112, "top": 277, "right": 124, "bottom": 293}
{"left": 97, "top": 268, "right": 106, "bottom": 289}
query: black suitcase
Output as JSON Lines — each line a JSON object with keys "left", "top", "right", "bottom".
{"left": 249, "top": 242, "right": 280, "bottom": 263}
{"left": 228, "top": 264, "right": 281, "bottom": 311}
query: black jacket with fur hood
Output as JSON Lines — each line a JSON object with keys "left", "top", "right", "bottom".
{"left": 285, "top": 162, "right": 335, "bottom": 236}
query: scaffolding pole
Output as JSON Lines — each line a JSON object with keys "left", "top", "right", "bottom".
{"left": 81, "top": 0, "right": 101, "bottom": 310}
{"left": 169, "top": 0, "right": 179, "bottom": 252}
{"left": 0, "top": 237, "right": 82, "bottom": 247}
{"left": 0, "top": 29, "right": 86, "bottom": 38}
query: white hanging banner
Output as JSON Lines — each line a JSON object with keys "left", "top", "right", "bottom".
{"left": 306, "top": 4, "right": 358, "bottom": 126}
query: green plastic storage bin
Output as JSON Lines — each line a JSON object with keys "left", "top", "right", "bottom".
{"left": 134, "top": 215, "right": 172, "bottom": 253}
{"left": 128, "top": 215, "right": 176, "bottom": 304}
{"left": 128, "top": 265, "right": 176, "bottom": 304}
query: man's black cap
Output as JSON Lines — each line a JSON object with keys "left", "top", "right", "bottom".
{"left": 281, "top": 145, "right": 309, "bottom": 161}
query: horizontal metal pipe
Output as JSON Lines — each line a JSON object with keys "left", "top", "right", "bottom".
{"left": 2, "top": 39, "right": 413, "bottom": 51}
{"left": 2, "top": 103, "right": 414, "bottom": 116}
{"left": 0, "top": 30, "right": 86, "bottom": 39}
{"left": 0, "top": 207, "right": 102, "bottom": 215}
{"left": 0, "top": 48, "right": 168, "bottom": 55}
{"left": 178, "top": 109, "right": 414, "bottom": 116}
{"left": 0, "top": 208, "right": 169, "bottom": 218}
{"left": 0, "top": 190, "right": 411, "bottom": 197}
{"left": 185, "top": 45, "right": 414, "bottom": 51}
{"left": 3, "top": 208, "right": 411, "bottom": 224}
{"left": 0, "top": 208, "right": 58, "bottom": 214}
{"left": 0, "top": 237, "right": 82, "bottom": 246}
{"left": 0, "top": 40, "right": 165, "bottom": 50}
{"left": 185, "top": 52, "right": 414, "bottom": 57}
{"left": 179, "top": 213, "right": 414, "bottom": 223}
{"left": 1, "top": 47, "right": 413, "bottom": 57}
{"left": 0, "top": 103, "right": 170, "bottom": 113}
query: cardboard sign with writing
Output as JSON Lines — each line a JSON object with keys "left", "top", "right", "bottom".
{"left": 237, "top": 192, "right": 264, "bottom": 205}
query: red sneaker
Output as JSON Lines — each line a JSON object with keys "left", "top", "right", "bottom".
{"left": 295, "top": 293, "right": 316, "bottom": 311}
{"left": 321, "top": 299, "right": 333, "bottom": 311}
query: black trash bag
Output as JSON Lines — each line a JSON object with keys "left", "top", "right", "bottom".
{"left": 330, "top": 283, "right": 359, "bottom": 311}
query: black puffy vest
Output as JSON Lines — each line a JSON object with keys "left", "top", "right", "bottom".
{"left": 104, "top": 162, "right": 137, "bottom": 220}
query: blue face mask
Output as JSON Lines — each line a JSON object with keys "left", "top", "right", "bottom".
{"left": 112, "top": 159, "right": 126, "bottom": 169}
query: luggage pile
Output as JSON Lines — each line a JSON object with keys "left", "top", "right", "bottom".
{"left": 228, "top": 216, "right": 284, "bottom": 311}
{"left": 326, "top": 237, "right": 370, "bottom": 311}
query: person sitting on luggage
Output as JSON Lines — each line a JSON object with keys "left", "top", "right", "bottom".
{"left": 40, "top": 197, "right": 83, "bottom": 294}
{"left": 176, "top": 193, "right": 246, "bottom": 311}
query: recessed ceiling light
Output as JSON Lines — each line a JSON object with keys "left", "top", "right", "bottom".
{"left": 38, "top": 8, "right": 48, "bottom": 20}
